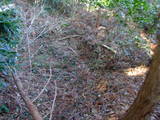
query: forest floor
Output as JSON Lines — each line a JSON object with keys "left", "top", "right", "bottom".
{"left": 0, "top": 1, "right": 153, "bottom": 120}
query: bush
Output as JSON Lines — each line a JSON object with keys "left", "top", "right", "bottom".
{"left": 0, "top": 0, "right": 22, "bottom": 113}
{"left": 0, "top": 2, "right": 21, "bottom": 74}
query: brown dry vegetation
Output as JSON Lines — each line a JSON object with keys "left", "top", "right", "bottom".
{"left": 0, "top": 1, "right": 156, "bottom": 120}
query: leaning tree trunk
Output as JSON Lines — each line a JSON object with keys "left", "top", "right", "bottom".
{"left": 121, "top": 32, "right": 160, "bottom": 120}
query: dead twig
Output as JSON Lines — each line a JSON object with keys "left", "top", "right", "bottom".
{"left": 101, "top": 44, "right": 117, "bottom": 54}
{"left": 49, "top": 79, "right": 57, "bottom": 120}
{"left": 32, "top": 66, "right": 52, "bottom": 102}
{"left": 68, "top": 47, "right": 78, "bottom": 56}
{"left": 58, "top": 35, "right": 81, "bottom": 41}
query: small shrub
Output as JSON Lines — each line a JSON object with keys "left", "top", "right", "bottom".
{"left": 0, "top": 0, "right": 22, "bottom": 114}
{"left": 0, "top": 2, "right": 21, "bottom": 73}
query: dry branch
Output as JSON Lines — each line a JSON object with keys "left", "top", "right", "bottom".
{"left": 32, "top": 66, "right": 52, "bottom": 102}
{"left": 49, "top": 79, "right": 57, "bottom": 120}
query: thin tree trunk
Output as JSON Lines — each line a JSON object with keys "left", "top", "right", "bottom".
{"left": 96, "top": 8, "right": 101, "bottom": 28}
{"left": 12, "top": 73, "right": 43, "bottom": 120}
{"left": 121, "top": 32, "right": 160, "bottom": 120}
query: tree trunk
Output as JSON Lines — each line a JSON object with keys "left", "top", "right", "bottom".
{"left": 121, "top": 32, "right": 160, "bottom": 120}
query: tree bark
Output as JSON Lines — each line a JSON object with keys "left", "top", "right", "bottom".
{"left": 121, "top": 32, "right": 160, "bottom": 120}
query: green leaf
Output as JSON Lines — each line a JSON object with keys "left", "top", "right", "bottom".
{"left": 0, "top": 104, "right": 9, "bottom": 113}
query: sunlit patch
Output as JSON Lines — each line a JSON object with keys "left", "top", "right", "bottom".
{"left": 140, "top": 32, "right": 150, "bottom": 42}
{"left": 124, "top": 65, "right": 148, "bottom": 76}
